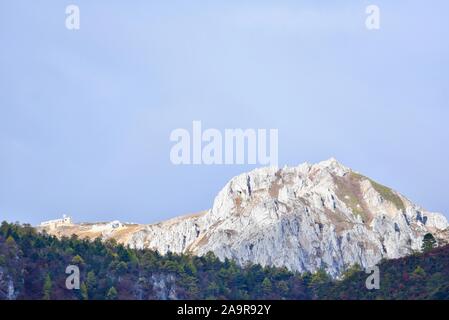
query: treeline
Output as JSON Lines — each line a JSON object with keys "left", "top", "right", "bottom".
{"left": 0, "top": 222, "right": 448, "bottom": 300}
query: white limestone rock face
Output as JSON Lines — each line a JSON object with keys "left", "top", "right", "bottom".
{"left": 0, "top": 267, "right": 17, "bottom": 300}
{"left": 150, "top": 274, "right": 177, "bottom": 300}
{"left": 43, "top": 159, "right": 449, "bottom": 277}
{"left": 127, "top": 159, "right": 448, "bottom": 277}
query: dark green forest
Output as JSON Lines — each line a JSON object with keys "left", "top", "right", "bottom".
{"left": 0, "top": 222, "right": 448, "bottom": 300}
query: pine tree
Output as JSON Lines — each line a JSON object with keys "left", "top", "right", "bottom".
{"left": 412, "top": 265, "right": 426, "bottom": 278}
{"left": 422, "top": 233, "right": 437, "bottom": 252}
{"left": 86, "top": 271, "right": 97, "bottom": 291}
{"left": 261, "top": 277, "right": 272, "bottom": 294}
{"left": 310, "top": 268, "right": 331, "bottom": 284}
{"left": 106, "top": 286, "right": 118, "bottom": 300}
{"left": 341, "top": 263, "right": 362, "bottom": 280}
{"left": 80, "top": 282, "right": 88, "bottom": 300}
{"left": 43, "top": 274, "right": 52, "bottom": 300}
{"left": 5, "top": 235, "right": 16, "bottom": 248}
{"left": 72, "top": 254, "right": 85, "bottom": 265}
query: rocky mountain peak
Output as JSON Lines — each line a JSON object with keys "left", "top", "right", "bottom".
{"left": 40, "top": 159, "right": 449, "bottom": 277}
{"left": 315, "top": 157, "right": 349, "bottom": 173}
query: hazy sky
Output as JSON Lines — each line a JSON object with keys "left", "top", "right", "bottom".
{"left": 1, "top": 1, "right": 448, "bottom": 225}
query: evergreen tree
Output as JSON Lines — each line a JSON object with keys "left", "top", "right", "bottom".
{"left": 412, "top": 266, "right": 426, "bottom": 278}
{"left": 422, "top": 233, "right": 437, "bottom": 252}
{"left": 261, "top": 277, "right": 272, "bottom": 295}
{"left": 43, "top": 274, "right": 52, "bottom": 300}
{"left": 341, "top": 263, "right": 362, "bottom": 280}
{"left": 72, "top": 254, "right": 85, "bottom": 265}
{"left": 80, "top": 282, "right": 88, "bottom": 300}
{"left": 106, "top": 286, "right": 118, "bottom": 300}
{"left": 86, "top": 271, "right": 97, "bottom": 291}
{"left": 310, "top": 268, "right": 331, "bottom": 284}
{"left": 1, "top": 222, "right": 449, "bottom": 300}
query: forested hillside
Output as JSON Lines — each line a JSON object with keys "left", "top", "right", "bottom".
{"left": 0, "top": 222, "right": 448, "bottom": 300}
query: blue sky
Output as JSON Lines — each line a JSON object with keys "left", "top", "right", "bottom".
{"left": 1, "top": 1, "right": 448, "bottom": 225}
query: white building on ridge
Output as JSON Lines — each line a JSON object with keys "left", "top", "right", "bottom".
{"left": 39, "top": 214, "right": 73, "bottom": 230}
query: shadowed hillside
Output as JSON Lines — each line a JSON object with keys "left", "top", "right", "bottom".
{"left": 1, "top": 222, "right": 448, "bottom": 300}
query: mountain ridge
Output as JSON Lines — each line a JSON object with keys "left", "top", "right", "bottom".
{"left": 39, "top": 159, "right": 449, "bottom": 277}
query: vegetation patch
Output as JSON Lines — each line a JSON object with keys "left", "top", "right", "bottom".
{"left": 333, "top": 173, "right": 369, "bottom": 223}
{"left": 1, "top": 222, "right": 449, "bottom": 300}
{"left": 352, "top": 173, "right": 405, "bottom": 211}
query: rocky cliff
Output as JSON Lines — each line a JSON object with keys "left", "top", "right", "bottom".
{"left": 40, "top": 159, "right": 449, "bottom": 277}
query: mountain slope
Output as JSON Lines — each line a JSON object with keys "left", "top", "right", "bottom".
{"left": 40, "top": 159, "right": 449, "bottom": 277}
{"left": 2, "top": 222, "right": 449, "bottom": 300}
